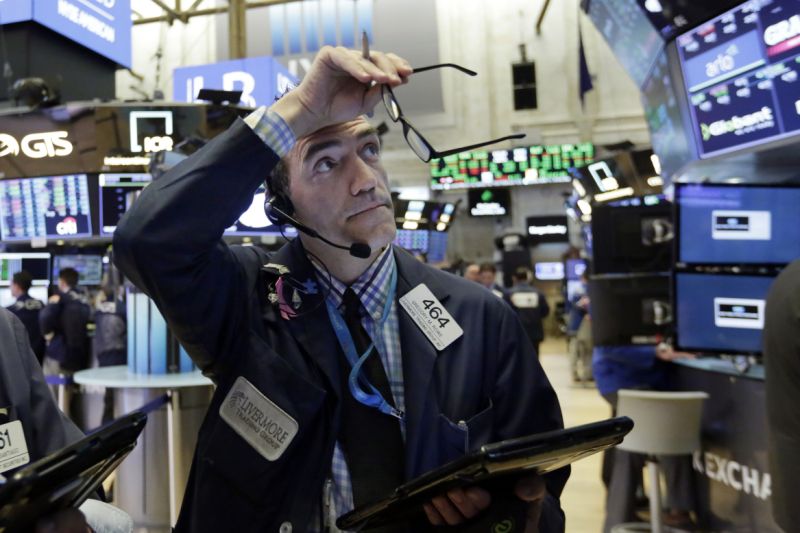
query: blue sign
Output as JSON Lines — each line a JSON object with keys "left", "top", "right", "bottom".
{"left": 173, "top": 56, "right": 297, "bottom": 108}
{"left": 33, "top": 0, "right": 131, "bottom": 67}
{"left": 0, "top": 0, "right": 33, "bottom": 24}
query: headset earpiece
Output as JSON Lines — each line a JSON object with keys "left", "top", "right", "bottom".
{"left": 264, "top": 177, "right": 294, "bottom": 226}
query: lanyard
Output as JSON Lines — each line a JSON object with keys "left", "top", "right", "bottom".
{"left": 325, "top": 267, "right": 402, "bottom": 420}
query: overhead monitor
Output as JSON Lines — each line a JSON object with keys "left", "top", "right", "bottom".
{"left": 675, "top": 271, "right": 775, "bottom": 354}
{"left": 676, "top": 0, "right": 800, "bottom": 158}
{"left": 0, "top": 175, "right": 93, "bottom": 241}
{"left": 535, "top": 262, "right": 565, "bottom": 281}
{"left": 99, "top": 173, "right": 152, "bottom": 235}
{"left": 526, "top": 216, "right": 569, "bottom": 244}
{"left": 468, "top": 188, "right": 510, "bottom": 217}
{"left": 430, "top": 143, "right": 594, "bottom": 190}
{"left": 590, "top": 273, "right": 671, "bottom": 346}
{"left": 588, "top": 0, "right": 664, "bottom": 87}
{"left": 53, "top": 255, "right": 103, "bottom": 286}
{"left": 0, "top": 253, "right": 51, "bottom": 287}
{"left": 676, "top": 183, "right": 800, "bottom": 265}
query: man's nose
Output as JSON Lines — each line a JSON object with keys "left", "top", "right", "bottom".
{"left": 349, "top": 156, "right": 380, "bottom": 196}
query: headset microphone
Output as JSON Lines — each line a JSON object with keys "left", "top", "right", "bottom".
{"left": 265, "top": 196, "right": 373, "bottom": 259}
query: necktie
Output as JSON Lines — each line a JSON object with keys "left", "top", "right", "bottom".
{"left": 337, "top": 287, "right": 405, "bottom": 508}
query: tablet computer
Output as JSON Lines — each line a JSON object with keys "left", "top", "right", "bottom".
{"left": 0, "top": 411, "right": 147, "bottom": 532}
{"left": 337, "top": 416, "right": 633, "bottom": 530}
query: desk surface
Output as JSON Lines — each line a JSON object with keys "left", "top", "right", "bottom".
{"left": 74, "top": 366, "right": 213, "bottom": 388}
{"left": 672, "top": 357, "right": 765, "bottom": 380}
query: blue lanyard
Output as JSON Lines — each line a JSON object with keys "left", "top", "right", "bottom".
{"left": 325, "top": 267, "right": 402, "bottom": 420}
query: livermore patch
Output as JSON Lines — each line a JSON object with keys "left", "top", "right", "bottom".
{"left": 220, "top": 376, "right": 298, "bottom": 461}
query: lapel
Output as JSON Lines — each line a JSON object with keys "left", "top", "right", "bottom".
{"left": 393, "top": 248, "right": 453, "bottom": 477}
{"left": 260, "top": 239, "right": 342, "bottom": 397}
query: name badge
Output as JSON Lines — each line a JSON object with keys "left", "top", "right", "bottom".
{"left": 0, "top": 421, "right": 30, "bottom": 474}
{"left": 220, "top": 377, "right": 299, "bottom": 462}
{"left": 399, "top": 284, "right": 463, "bottom": 351}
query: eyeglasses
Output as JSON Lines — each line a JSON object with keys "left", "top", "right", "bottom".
{"left": 382, "top": 63, "right": 525, "bottom": 162}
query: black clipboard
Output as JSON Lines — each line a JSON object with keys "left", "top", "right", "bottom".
{"left": 0, "top": 411, "right": 147, "bottom": 532}
{"left": 337, "top": 416, "right": 633, "bottom": 530}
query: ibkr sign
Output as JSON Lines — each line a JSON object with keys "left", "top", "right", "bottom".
{"left": 173, "top": 57, "right": 297, "bottom": 109}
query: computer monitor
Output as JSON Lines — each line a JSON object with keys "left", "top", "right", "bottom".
{"left": 52, "top": 255, "right": 103, "bottom": 286}
{"left": 0, "top": 175, "right": 93, "bottom": 241}
{"left": 590, "top": 273, "right": 671, "bottom": 346}
{"left": 393, "top": 229, "right": 429, "bottom": 253}
{"left": 98, "top": 173, "right": 152, "bottom": 235}
{"left": 591, "top": 201, "right": 673, "bottom": 274}
{"left": 674, "top": 272, "right": 775, "bottom": 355}
{"left": 0, "top": 253, "right": 51, "bottom": 287}
{"left": 468, "top": 188, "right": 510, "bottom": 217}
{"left": 427, "top": 231, "right": 448, "bottom": 263}
{"left": 676, "top": 183, "right": 800, "bottom": 265}
{"left": 566, "top": 259, "right": 588, "bottom": 303}
{"left": 535, "top": 262, "right": 565, "bottom": 281}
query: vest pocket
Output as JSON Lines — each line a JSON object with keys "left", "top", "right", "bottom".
{"left": 437, "top": 399, "right": 494, "bottom": 462}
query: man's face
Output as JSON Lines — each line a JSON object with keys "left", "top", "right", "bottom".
{"left": 479, "top": 270, "right": 495, "bottom": 288}
{"left": 10, "top": 282, "right": 21, "bottom": 298}
{"left": 464, "top": 265, "right": 481, "bottom": 283}
{"left": 285, "top": 118, "right": 395, "bottom": 254}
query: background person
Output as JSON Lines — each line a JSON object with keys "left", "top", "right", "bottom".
{"left": 6, "top": 270, "right": 46, "bottom": 364}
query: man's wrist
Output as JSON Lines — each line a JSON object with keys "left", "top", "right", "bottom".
{"left": 270, "top": 94, "right": 318, "bottom": 140}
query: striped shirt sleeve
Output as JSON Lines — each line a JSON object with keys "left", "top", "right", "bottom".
{"left": 243, "top": 106, "right": 296, "bottom": 158}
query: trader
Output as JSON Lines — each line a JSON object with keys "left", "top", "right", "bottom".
{"left": 506, "top": 267, "right": 550, "bottom": 358}
{"left": 115, "top": 45, "right": 568, "bottom": 532}
{"left": 6, "top": 270, "right": 46, "bottom": 364}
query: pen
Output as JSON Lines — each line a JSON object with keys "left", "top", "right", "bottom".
{"left": 361, "top": 30, "right": 369, "bottom": 61}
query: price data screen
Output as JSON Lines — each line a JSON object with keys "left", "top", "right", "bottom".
{"left": 0, "top": 175, "right": 93, "bottom": 241}
{"left": 430, "top": 143, "right": 594, "bottom": 191}
{"left": 99, "top": 173, "right": 151, "bottom": 235}
{"left": 677, "top": 0, "right": 800, "bottom": 158}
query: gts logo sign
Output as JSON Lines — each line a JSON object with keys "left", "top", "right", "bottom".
{"left": 0, "top": 132, "right": 73, "bottom": 159}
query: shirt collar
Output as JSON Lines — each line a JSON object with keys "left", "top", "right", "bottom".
{"left": 310, "top": 245, "right": 395, "bottom": 321}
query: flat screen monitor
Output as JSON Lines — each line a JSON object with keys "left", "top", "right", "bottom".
{"left": 0, "top": 253, "right": 51, "bottom": 287}
{"left": 0, "top": 175, "right": 93, "bottom": 241}
{"left": 98, "top": 173, "right": 152, "bottom": 235}
{"left": 590, "top": 273, "right": 671, "bottom": 346}
{"left": 676, "top": 183, "right": 800, "bottom": 265}
{"left": 468, "top": 188, "right": 510, "bottom": 217}
{"left": 526, "top": 216, "right": 569, "bottom": 244}
{"left": 427, "top": 231, "right": 448, "bottom": 263}
{"left": 224, "top": 186, "right": 296, "bottom": 237}
{"left": 588, "top": 0, "right": 664, "bottom": 87}
{"left": 393, "top": 229, "right": 429, "bottom": 253}
{"left": 566, "top": 259, "right": 587, "bottom": 281}
{"left": 676, "top": 0, "right": 800, "bottom": 158}
{"left": 53, "top": 255, "right": 103, "bottom": 286}
{"left": 0, "top": 286, "right": 48, "bottom": 308}
{"left": 535, "top": 262, "right": 565, "bottom": 281}
{"left": 675, "top": 272, "right": 775, "bottom": 354}
{"left": 430, "top": 143, "right": 594, "bottom": 190}
{"left": 591, "top": 201, "right": 673, "bottom": 274}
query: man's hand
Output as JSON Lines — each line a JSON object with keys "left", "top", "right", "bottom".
{"left": 48, "top": 294, "right": 60, "bottom": 304}
{"left": 422, "top": 476, "right": 547, "bottom": 532}
{"left": 271, "top": 46, "right": 412, "bottom": 139}
{"left": 35, "top": 508, "right": 91, "bottom": 533}
{"left": 655, "top": 342, "right": 696, "bottom": 361}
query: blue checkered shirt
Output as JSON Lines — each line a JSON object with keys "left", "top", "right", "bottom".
{"left": 245, "top": 109, "right": 405, "bottom": 530}
{"left": 311, "top": 246, "right": 405, "bottom": 530}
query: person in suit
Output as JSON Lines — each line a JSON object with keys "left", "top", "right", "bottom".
{"left": 6, "top": 270, "right": 46, "bottom": 364}
{"left": 114, "top": 45, "right": 568, "bottom": 532}
{"left": 506, "top": 267, "right": 550, "bottom": 358}
{"left": 0, "top": 308, "right": 132, "bottom": 532}
{"left": 764, "top": 259, "right": 800, "bottom": 533}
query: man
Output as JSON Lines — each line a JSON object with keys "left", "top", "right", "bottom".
{"left": 0, "top": 308, "right": 133, "bottom": 532}
{"left": 764, "top": 259, "right": 800, "bottom": 532}
{"left": 478, "top": 263, "right": 505, "bottom": 299}
{"left": 463, "top": 263, "right": 481, "bottom": 283}
{"left": 506, "top": 267, "right": 549, "bottom": 358}
{"left": 6, "top": 270, "right": 46, "bottom": 364}
{"left": 114, "top": 45, "right": 567, "bottom": 532}
{"left": 40, "top": 267, "right": 91, "bottom": 428}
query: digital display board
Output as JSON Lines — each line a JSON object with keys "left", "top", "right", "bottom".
{"left": 53, "top": 255, "right": 103, "bottom": 285}
{"left": 99, "top": 173, "right": 151, "bottom": 235}
{"left": 0, "top": 175, "right": 92, "bottom": 241}
{"left": 468, "top": 188, "right": 510, "bottom": 217}
{"left": 675, "top": 272, "right": 775, "bottom": 354}
{"left": 430, "top": 143, "right": 595, "bottom": 190}
{"left": 393, "top": 229, "right": 429, "bottom": 252}
{"left": 0, "top": 253, "right": 51, "bottom": 286}
{"left": 526, "top": 215, "right": 570, "bottom": 244}
{"left": 677, "top": 0, "right": 800, "bottom": 158}
{"left": 588, "top": 0, "right": 665, "bottom": 87}
{"left": 535, "top": 262, "right": 565, "bottom": 281}
{"left": 676, "top": 183, "right": 800, "bottom": 265}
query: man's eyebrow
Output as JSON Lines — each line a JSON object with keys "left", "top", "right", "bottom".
{"left": 303, "top": 127, "right": 380, "bottom": 163}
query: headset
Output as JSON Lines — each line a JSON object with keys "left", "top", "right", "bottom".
{"left": 264, "top": 175, "right": 372, "bottom": 259}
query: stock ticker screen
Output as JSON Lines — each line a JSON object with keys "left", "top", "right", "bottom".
{"left": 430, "top": 143, "right": 595, "bottom": 190}
{"left": 0, "top": 175, "right": 93, "bottom": 241}
{"left": 677, "top": 0, "right": 800, "bottom": 158}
